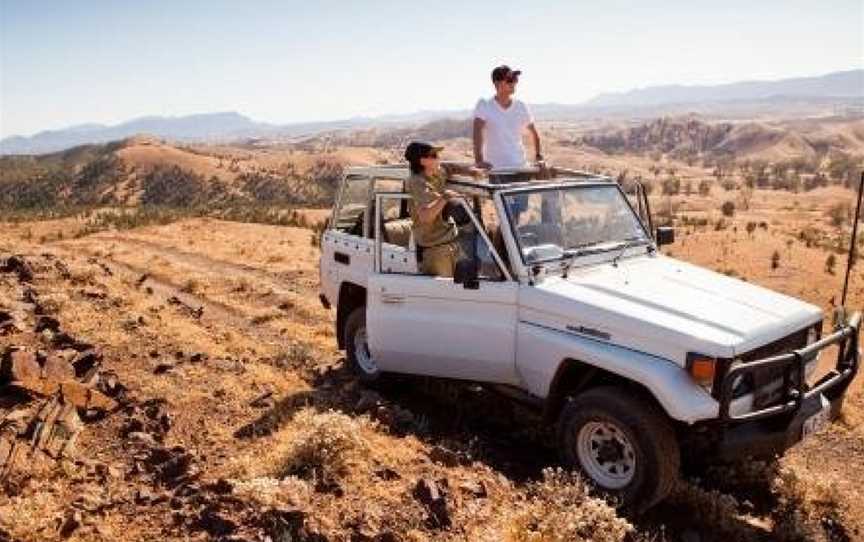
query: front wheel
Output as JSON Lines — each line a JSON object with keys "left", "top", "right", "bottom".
{"left": 344, "top": 307, "right": 380, "bottom": 383}
{"left": 557, "top": 386, "right": 680, "bottom": 512}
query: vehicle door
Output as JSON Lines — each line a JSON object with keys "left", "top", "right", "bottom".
{"left": 367, "top": 193, "right": 520, "bottom": 385}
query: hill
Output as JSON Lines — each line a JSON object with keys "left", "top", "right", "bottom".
{"left": 578, "top": 116, "right": 864, "bottom": 162}
{"left": 0, "top": 136, "right": 386, "bottom": 211}
{"left": 320, "top": 118, "right": 472, "bottom": 149}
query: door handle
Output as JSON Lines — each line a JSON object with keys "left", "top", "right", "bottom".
{"left": 381, "top": 294, "right": 405, "bottom": 304}
{"left": 334, "top": 252, "right": 350, "bottom": 265}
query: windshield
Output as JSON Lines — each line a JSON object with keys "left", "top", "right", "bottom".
{"left": 503, "top": 184, "right": 649, "bottom": 264}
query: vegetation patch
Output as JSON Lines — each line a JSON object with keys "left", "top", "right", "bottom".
{"left": 281, "top": 409, "right": 374, "bottom": 485}
{"left": 504, "top": 468, "right": 633, "bottom": 542}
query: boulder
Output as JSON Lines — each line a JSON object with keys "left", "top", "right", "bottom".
{"left": 1, "top": 348, "right": 41, "bottom": 384}
{"left": 412, "top": 478, "right": 451, "bottom": 529}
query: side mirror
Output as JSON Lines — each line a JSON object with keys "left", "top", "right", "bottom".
{"left": 656, "top": 226, "right": 675, "bottom": 246}
{"left": 453, "top": 258, "right": 479, "bottom": 289}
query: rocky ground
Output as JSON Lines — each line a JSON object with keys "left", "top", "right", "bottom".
{"left": 1, "top": 218, "right": 862, "bottom": 541}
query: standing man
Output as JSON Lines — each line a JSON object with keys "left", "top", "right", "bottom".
{"left": 404, "top": 141, "right": 462, "bottom": 277}
{"left": 473, "top": 65, "right": 543, "bottom": 170}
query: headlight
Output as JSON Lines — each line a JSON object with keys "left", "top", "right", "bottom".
{"left": 807, "top": 324, "right": 820, "bottom": 345}
{"left": 730, "top": 372, "right": 754, "bottom": 398}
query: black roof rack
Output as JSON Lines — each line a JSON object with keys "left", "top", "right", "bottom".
{"left": 443, "top": 163, "right": 614, "bottom": 193}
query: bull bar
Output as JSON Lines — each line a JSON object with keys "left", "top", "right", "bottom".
{"left": 719, "top": 311, "right": 861, "bottom": 423}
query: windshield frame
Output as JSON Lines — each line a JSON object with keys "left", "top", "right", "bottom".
{"left": 498, "top": 181, "right": 653, "bottom": 268}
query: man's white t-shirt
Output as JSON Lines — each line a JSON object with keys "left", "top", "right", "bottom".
{"left": 473, "top": 98, "right": 534, "bottom": 168}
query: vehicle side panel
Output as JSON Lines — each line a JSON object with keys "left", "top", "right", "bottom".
{"left": 320, "top": 231, "right": 416, "bottom": 306}
{"left": 368, "top": 274, "right": 520, "bottom": 384}
{"left": 515, "top": 316, "right": 719, "bottom": 424}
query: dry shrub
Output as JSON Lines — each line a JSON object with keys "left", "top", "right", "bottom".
{"left": 282, "top": 409, "right": 373, "bottom": 484}
{"left": 771, "top": 466, "right": 851, "bottom": 542}
{"left": 38, "top": 293, "right": 68, "bottom": 314}
{"left": 273, "top": 342, "right": 315, "bottom": 369}
{"left": 233, "top": 277, "right": 252, "bottom": 293}
{"left": 68, "top": 266, "right": 97, "bottom": 285}
{"left": 250, "top": 311, "right": 281, "bottom": 325}
{"left": 504, "top": 468, "right": 632, "bottom": 542}
{"left": 232, "top": 476, "right": 311, "bottom": 508}
{"left": 180, "top": 278, "right": 199, "bottom": 294}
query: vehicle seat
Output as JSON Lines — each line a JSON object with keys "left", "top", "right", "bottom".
{"left": 383, "top": 218, "right": 413, "bottom": 248}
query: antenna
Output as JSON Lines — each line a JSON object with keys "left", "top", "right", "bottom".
{"left": 841, "top": 171, "right": 864, "bottom": 309}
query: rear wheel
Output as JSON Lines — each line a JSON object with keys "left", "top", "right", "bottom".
{"left": 344, "top": 307, "right": 380, "bottom": 382}
{"left": 557, "top": 386, "right": 680, "bottom": 512}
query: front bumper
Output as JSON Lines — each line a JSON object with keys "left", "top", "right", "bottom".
{"left": 699, "top": 312, "right": 860, "bottom": 460}
{"left": 710, "top": 383, "right": 848, "bottom": 460}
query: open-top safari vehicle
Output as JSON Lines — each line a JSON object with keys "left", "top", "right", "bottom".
{"left": 318, "top": 163, "right": 862, "bottom": 510}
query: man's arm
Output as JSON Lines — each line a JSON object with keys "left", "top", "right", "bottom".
{"left": 441, "top": 162, "right": 483, "bottom": 178}
{"left": 473, "top": 118, "right": 492, "bottom": 169}
{"left": 528, "top": 123, "right": 542, "bottom": 161}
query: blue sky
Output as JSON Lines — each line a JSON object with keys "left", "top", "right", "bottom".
{"left": 1, "top": 0, "right": 862, "bottom": 138}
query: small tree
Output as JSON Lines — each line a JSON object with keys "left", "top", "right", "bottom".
{"left": 825, "top": 253, "right": 836, "bottom": 275}
{"left": 697, "top": 179, "right": 712, "bottom": 196}
{"left": 662, "top": 177, "right": 681, "bottom": 196}
{"left": 721, "top": 200, "right": 736, "bottom": 217}
{"left": 827, "top": 202, "right": 851, "bottom": 229}
{"left": 771, "top": 250, "right": 780, "bottom": 270}
{"left": 746, "top": 222, "right": 757, "bottom": 237}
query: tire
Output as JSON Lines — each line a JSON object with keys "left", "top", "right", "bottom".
{"left": 557, "top": 386, "right": 680, "bottom": 512}
{"left": 344, "top": 306, "right": 380, "bottom": 383}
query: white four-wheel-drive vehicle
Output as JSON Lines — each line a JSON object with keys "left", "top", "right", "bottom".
{"left": 318, "top": 164, "right": 861, "bottom": 510}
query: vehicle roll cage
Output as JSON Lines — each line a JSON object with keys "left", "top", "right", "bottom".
{"left": 341, "top": 163, "right": 661, "bottom": 277}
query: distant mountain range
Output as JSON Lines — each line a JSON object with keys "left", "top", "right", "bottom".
{"left": 0, "top": 112, "right": 373, "bottom": 155}
{"left": 585, "top": 69, "right": 863, "bottom": 108}
{"left": 2, "top": 69, "right": 862, "bottom": 155}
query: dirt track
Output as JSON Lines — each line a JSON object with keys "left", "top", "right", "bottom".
{"left": 1, "top": 218, "right": 863, "bottom": 541}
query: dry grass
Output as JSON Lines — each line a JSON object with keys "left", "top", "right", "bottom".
{"left": 503, "top": 469, "right": 633, "bottom": 542}
{"left": 771, "top": 466, "right": 852, "bottom": 542}
{"left": 280, "top": 408, "right": 375, "bottom": 485}
{"left": 231, "top": 475, "right": 312, "bottom": 508}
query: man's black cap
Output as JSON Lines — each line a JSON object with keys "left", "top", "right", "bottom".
{"left": 491, "top": 65, "right": 522, "bottom": 82}
{"left": 404, "top": 141, "right": 444, "bottom": 164}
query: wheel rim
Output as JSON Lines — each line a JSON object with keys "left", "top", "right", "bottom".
{"left": 576, "top": 421, "right": 636, "bottom": 490}
{"left": 353, "top": 326, "right": 378, "bottom": 375}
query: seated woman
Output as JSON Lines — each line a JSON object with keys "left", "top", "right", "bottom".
{"left": 403, "top": 141, "right": 462, "bottom": 277}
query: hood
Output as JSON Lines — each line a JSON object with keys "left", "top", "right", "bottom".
{"left": 520, "top": 254, "right": 823, "bottom": 365}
